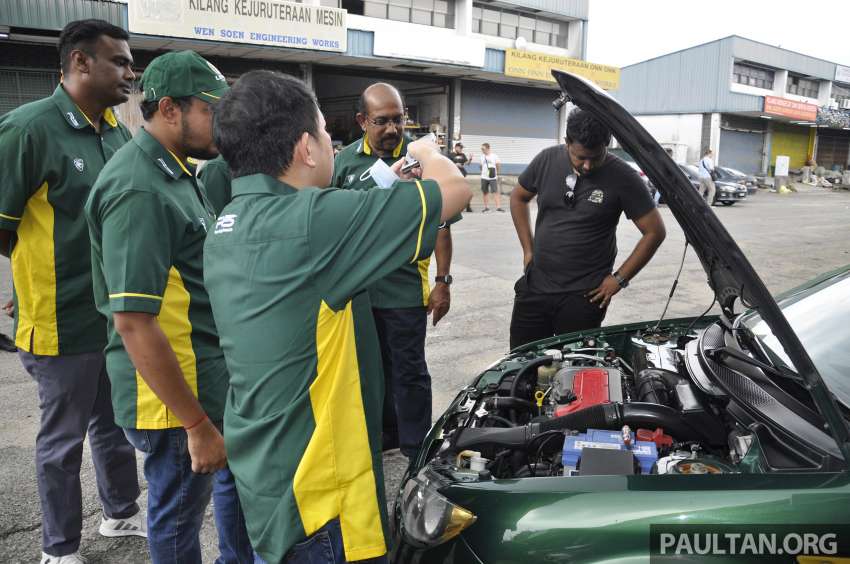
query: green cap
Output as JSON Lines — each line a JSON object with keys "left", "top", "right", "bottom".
{"left": 141, "top": 50, "right": 229, "bottom": 104}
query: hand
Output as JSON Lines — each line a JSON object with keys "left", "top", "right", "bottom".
{"left": 2, "top": 299, "right": 13, "bottom": 318}
{"left": 391, "top": 157, "right": 421, "bottom": 180}
{"left": 406, "top": 136, "right": 440, "bottom": 162}
{"left": 186, "top": 418, "right": 227, "bottom": 474}
{"left": 586, "top": 275, "right": 622, "bottom": 309}
{"left": 523, "top": 252, "right": 533, "bottom": 269}
{"left": 428, "top": 282, "right": 451, "bottom": 326}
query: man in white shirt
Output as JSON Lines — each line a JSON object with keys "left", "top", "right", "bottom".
{"left": 480, "top": 142, "right": 503, "bottom": 212}
{"left": 697, "top": 148, "right": 717, "bottom": 205}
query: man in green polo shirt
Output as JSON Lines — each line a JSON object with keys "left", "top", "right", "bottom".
{"left": 204, "top": 70, "right": 470, "bottom": 563}
{"left": 198, "top": 155, "right": 231, "bottom": 215}
{"left": 332, "top": 82, "right": 459, "bottom": 459}
{"left": 85, "top": 50, "right": 252, "bottom": 564}
{"left": 0, "top": 19, "right": 142, "bottom": 563}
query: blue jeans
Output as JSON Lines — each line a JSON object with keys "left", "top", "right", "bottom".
{"left": 124, "top": 426, "right": 253, "bottom": 563}
{"left": 254, "top": 519, "right": 388, "bottom": 564}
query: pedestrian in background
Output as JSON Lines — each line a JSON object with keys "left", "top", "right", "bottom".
{"left": 698, "top": 148, "right": 717, "bottom": 205}
{"left": 0, "top": 19, "right": 143, "bottom": 564}
{"left": 480, "top": 142, "right": 503, "bottom": 212}
{"left": 85, "top": 51, "right": 252, "bottom": 564}
{"left": 332, "top": 83, "right": 460, "bottom": 458}
{"left": 509, "top": 107, "right": 666, "bottom": 348}
{"left": 204, "top": 70, "right": 470, "bottom": 564}
{"left": 450, "top": 142, "right": 473, "bottom": 212}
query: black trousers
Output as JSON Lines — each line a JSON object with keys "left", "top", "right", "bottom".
{"left": 509, "top": 275, "right": 608, "bottom": 350}
{"left": 372, "top": 307, "right": 431, "bottom": 458}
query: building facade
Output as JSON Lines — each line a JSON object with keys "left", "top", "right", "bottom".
{"left": 0, "top": 0, "right": 618, "bottom": 173}
{"left": 611, "top": 36, "right": 850, "bottom": 175}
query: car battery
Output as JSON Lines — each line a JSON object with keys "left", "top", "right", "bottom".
{"left": 562, "top": 428, "right": 658, "bottom": 475}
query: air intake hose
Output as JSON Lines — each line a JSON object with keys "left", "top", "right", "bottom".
{"left": 451, "top": 402, "right": 707, "bottom": 452}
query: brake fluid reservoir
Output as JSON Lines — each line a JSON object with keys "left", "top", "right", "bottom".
{"left": 537, "top": 361, "right": 561, "bottom": 389}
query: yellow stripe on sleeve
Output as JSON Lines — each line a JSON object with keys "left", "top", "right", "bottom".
{"left": 410, "top": 180, "right": 427, "bottom": 264}
{"left": 109, "top": 292, "right": 164, "bottom": 301}
{"left": 0, "top": 213, "right": 22, "bottom": 221}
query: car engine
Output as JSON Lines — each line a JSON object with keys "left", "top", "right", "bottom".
{"left": 429, "top": 327, "right": 751, "bottom": 480}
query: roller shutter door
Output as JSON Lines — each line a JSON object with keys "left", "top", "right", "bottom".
{"left": 816, "top": 130, "right": 850, "bottom": 170}
{"left": 719, "top": 129, "right": 764, "bottom": 174}
{"left": 770, "top": 123, "right": 810, "bottom": 170}
{"left": 0, "top": 68, "right": 60, "bottom": 115}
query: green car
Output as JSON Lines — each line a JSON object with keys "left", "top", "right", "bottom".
{"left": 391, "top": 71, "right": 850, "bottom": 563}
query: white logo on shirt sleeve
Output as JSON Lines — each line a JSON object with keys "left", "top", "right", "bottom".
{"left": 214, "top": 214, "right": 237, "bottom": 234}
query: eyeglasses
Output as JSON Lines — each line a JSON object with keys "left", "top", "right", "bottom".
{"left": 564, "top": 173, "right": 578, "bottom": 208}
{"left": 365, "top": 115, "right": 404, "bottom": 127}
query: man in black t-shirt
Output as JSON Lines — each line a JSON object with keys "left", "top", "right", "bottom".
{"left": 450, "top": 142, "right": 472, "bottom": 212}
{"left": 508, "top": 108, "right": 666, "bottom": 349}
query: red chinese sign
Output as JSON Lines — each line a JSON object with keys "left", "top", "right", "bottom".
{"left": 763, "top": 96, "right": 818, "bottom": 121}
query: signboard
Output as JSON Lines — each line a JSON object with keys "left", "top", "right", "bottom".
{"left": 505, "top": 49, "right": 620, "bottom": 90}
{"left": 373, "top": 32, "right": 485, "bottom": 67}
{"left": 836, "top": 65, "right": 850, "bottom": 84}
{"left": 763, "top": 96, "right": 818, "bottom": 121}
{"left": 775, "top": 155, "right": 790, "bottom": 177}
{"left": 128, "top": 0, "right": 347, "bottom": 53}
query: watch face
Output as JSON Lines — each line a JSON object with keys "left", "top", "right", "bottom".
{"left": 438, "top": 275, "right": 453, "bottom": 285}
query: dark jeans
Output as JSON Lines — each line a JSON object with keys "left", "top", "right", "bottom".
{"left": 124, "top": 426, "right": 253, "bottom": 564}
{"left": 19, "top": 350, "right": 140, "bottom": 557}
{"left": 372, "top": 307, "right": 431, "bottom": 458}
{"left": 509, "top": 274, "right": 607, "bottom": 349}
{"left": 253, "top": 519, "right": 387, "bottom": 564}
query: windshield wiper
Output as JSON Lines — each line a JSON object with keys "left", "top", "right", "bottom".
{"left": 706, "top": 346, "right": 804, "bottom": 385}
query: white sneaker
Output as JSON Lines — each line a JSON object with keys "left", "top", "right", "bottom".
{"left": 40, "top": 552, "right": 88, "bottom": 564}
{"left": 98, "top": 510, "right": 147, "bottom": 538}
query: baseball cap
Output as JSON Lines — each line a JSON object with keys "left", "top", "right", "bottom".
{"left": 141, "top": 50, "right": 229, "bottom": 104}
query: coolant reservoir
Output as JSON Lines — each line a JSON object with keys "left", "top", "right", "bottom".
{"left": 537, "top": 361, "right": 561, "bottom": 389}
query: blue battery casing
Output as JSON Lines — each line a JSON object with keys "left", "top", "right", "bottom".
{"left": 562, "top": 428, "right": 658, "bottom": 474}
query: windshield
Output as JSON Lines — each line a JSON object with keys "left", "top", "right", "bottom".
{"left": 740, "top": 269, "right": 850, "bottom": 406}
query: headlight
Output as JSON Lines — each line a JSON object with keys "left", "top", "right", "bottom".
{"left": 400, "top": 470, "right": 477, "bottom": 546}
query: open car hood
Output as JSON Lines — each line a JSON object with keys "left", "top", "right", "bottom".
{"left": 550, "top": 69, "right": 850, "bottom": 466}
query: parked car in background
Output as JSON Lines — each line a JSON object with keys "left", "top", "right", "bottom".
{"left": 610, "top": 148, "right": 659, "bottom": 202}
{"left": 680, "top": 164, "right": 748, "bottom": 206}
{"left": 717, "top": 166, "right": 758, "bottom": 194}
{"left": 391, "top": 70, "right": 850, "bottom": 564}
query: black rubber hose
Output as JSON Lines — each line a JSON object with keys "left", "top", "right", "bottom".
{"left": 508, "top": 356, "right": 553, "bottom": 422}
{"left": 540, "top": 402, "right": 707, "bottom": 442}
{"left": 452, "top": 402, "right": 709, "bottom": 451}
{"left": 485, "top": 397, "right": 536, "bottom": 412}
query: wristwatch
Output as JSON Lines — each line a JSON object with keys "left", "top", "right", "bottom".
{"left": 435, "top": 275, "right": 453, "bottom": 285}
{"left": 612, "top": 271, "right": 629, "bottom": 289}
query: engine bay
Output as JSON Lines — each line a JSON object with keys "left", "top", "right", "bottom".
{"left": 425, "top": 323, "right": 784, "bottom": 481}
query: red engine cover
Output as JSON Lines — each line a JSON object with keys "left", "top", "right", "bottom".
{"left": 554, "top": 368, "right": 611, "bottom": 417}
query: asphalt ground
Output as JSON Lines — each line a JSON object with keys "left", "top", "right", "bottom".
{"left": 1, "top": 184, "right": 849, "bottom": 562}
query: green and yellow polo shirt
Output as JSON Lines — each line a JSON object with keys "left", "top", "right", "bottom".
{"left": 204, "top": 174, "right": 442, "bottom": 563}
{"left": 332, "top": 135, "right": 460, "bottom": 309}
{"left": 85, "top": 128, "right": 227, "bottom": 430}
{"left": 0, "top": 85, "right": 131, "bottom": 355}
{"left": 198, "top": 155, "right": 231, "bottom": 215}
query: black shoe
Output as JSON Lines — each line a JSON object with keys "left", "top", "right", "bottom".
{"left": 496, "top": 208, "right": 505, "bottom": 212}
{"left": 0, "top": 333, "right": 16, "bottom": 352}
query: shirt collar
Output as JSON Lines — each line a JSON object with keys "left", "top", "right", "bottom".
{"left": 231, "top": 174, "right": 298, "bottom": 198}
{"left": 51, "top": 85, "right": 119, "bottom": 131}
{"left": 133, "top": 128, "right": 194, "bottom": 180}
{"left": 358, "top": 135, "right": 407, "bottom": 158}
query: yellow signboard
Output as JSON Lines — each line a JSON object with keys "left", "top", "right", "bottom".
{"left": 505, "top": 49, "right": 620, "bottom": 90}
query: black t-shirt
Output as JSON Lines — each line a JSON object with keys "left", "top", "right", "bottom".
{"left": 518, "top": 145, "right": 655, "bottom": 294}
{"left": 450, "top": 151, "right": 469, "bottom": 176}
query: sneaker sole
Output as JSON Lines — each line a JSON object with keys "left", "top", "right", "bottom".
{"left": 98, "top": 523, "right": 147, "bottom": 538}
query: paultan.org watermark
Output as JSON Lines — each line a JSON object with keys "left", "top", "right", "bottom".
{"left": 650, "top": 525, "right": 850, "bottom": 562}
